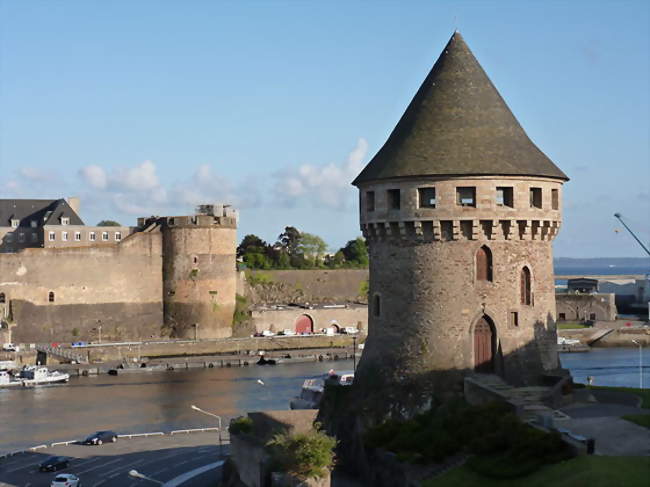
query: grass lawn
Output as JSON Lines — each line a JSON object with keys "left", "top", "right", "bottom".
{"left": 588, "top": 385, "right": 650, "bottom": 409}
{"left": 558, "top": 322, "right": 590, "bottom": 329}
{"left": 424, "top": 456, "right": 650, "bottom": 487}
{"left": 622, "top": 414, "right": 650, "bottom": 429}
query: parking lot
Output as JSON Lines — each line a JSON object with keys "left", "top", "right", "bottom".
{"left": 0, "top": 432, "right": 226, "bottom": 487}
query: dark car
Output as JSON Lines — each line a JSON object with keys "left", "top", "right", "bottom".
{"left": 39, "top": 456, "right": 69, "bottom": 472}
{"left": 82, "top": 430, "right": 118, "bottom": 445}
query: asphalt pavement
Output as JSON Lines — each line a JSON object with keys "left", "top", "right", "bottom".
{"left": 0, "top": 432, "right": 226, "bottom": 487}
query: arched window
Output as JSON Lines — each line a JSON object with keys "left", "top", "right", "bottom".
{"left": 476, "top": 246, "right": 493, "bottom": 282}
{"left": 48, "top": 291, "right": 55, "bottom": 303}
{"left": 0, "top": 293, "right": 5, "bottom": 304}
{"left": 373, "top": 294, "right": 381, "bottom": 317}
{"left": 521, "top": 267, "right": 532, "bottom": 305}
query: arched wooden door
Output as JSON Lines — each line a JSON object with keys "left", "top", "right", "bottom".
{"left": 295, "top": 314, "right": 314, "bottom": 334}
{"left": 474, "top": 317, "right": 494, "bottom": 373}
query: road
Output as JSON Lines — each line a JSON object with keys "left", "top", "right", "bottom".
{"left": 0, "top": 432, "right": 226, "bottom": 487}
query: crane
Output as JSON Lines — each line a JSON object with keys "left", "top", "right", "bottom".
{"left": 614, "top": 213, "right": 650, "bottom": 257}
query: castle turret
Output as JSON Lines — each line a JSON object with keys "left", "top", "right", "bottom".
{"left": 352, "top": 33, "right": 568, "bottom": 412}
{"left": 159, "top": 204, "right": 238, "bottom": 339}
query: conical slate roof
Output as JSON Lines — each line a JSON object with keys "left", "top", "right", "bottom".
{"left": 353, "top": 32, "right": 568, "bottom": 185}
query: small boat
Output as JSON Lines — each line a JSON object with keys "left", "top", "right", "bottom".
{"left": 18, "top": 366, "right": 70, "bottom": 386}
{"left": 290, "top": 370, "right": 354, "bottom": 409}
{"left": 0, "top": 370, "right": 22, "bottom": 388}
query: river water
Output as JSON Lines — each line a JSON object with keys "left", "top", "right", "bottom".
{"left": 1, "top": 349, "right": 647, "bottom": 454}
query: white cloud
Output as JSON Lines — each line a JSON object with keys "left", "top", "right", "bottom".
{"left": 79, "top": 165, "right": 108, "bottom": 189}
{"left": 112, "top": 160, "right": 159, "bottom": 191}
{"left": 272, "top": 137, "right": 368, "bottom": 210}
{"left": 19, "top": 167, "right": 52, "bottom": 182}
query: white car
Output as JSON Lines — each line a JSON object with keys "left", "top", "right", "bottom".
{"left": 2, "top": 343, "right": 18, "bottom": 352}
{"left": 281, "top": 329, "right": 296, "bottom": 336}
{"left": 261, "top": 330, "right": 275, "bottom": 337}
{"left": 51, "top": 473, "right": 81, "bottom": 487}
{"left": 342, "top": 327, "right": 359, "bottom": 334}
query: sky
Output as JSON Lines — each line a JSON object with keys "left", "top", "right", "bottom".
{"left": 0, "top": 0, "right": 648, "bottom": 257}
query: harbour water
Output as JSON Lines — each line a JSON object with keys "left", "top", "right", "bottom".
{"left": 1, "top": 349, "right": 647, "bottom": 454}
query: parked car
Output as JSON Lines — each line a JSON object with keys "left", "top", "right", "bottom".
{"left": 39, "top": 456, "right": 69, "bottom": 472}
{"left": 50, "top": 473, "right": 81, "bottom": 487}
{"left": 261, "top": 330, "right": 275, "bottom": 337}
{"left": 71, "top": 341, "right": 87, "bottom": 347}
{"left": 342, "top": 327, "right": 359, "bottom": 334}
{"left": 1, "top": 343, "right": 18, "bottom": 352}
{"left": 82, "top": 430, "right": 117, "bottom": 445}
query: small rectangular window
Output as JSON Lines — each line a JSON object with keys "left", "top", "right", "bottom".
{"left": 456, "top": 187, "right": 476, "bottom": 207}
{"left": 10, "top": 219, "right": 19, "bottom": 228}
{"left": 102, "top": 232, "right": 109, "bottom": 241}
{"left": 558, "top": 313, "right": 566, "bottom": 321}
{"left": 18, "top": 233, "right": 25, "bottom": 242}
{"left": 387, "top": 189, "right": 400, "bottom": 210}
{"left": 49, "top": 232, "right": 56, "bottom": 241}
{"left": 61, "top": 217, "right": 70, "bottom": 225}
{"left": 31, "top": 232, "right": 37, "bottom": 242}
{"left": 496, "top": 187, "right": 513, "bottom": 207}
{"left": 89, "top": 232, "right": 96, "bottom": 241}
{"left": 366, "top": 191, "right": 375, "bottom": 212}
{"left": 30, "top": 220, "right": 37, "bottom": 228}
{"left": 62, "top": 231, "right": 68, "bottom": 241}
{"left": 418, "top": 187, "right": 436, "bottom": 208}
{"left": 551, "top": 189, "right": 559, "bottom": 210}
{"left": 510, "top": 311, "right": 519, "bottom": 327}
{"left": 115, "top": 232, "right": 122, "bottom": 241}
{"left": 74, "top": 232, "right": 81, "bottom": 241}
{"left": 589, "top": 313, "right": 596, "bottom": 321}
{"left": 530, "top": 187, "right": 542, "bottom": 209}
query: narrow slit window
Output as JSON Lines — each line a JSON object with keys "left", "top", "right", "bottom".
{"left": 366, "top": 191, "right": 375, "bottom": 212}
{"left": 476, "top": 245, "right": 493, "bottom": 282}
{"left": 418, "top": 187, "right": 436, "bottom": 208}
{"left": 373, "top": 294, "right": 381, "bottom": 317}
{"left": 551, "top": 189, "right": 559, "bottom": 210}
{"left": 387, "top": 189, "right": 401, "bottom": 210}
{"left": 521, "top": 266, "right": 532, "bottom": 305}
{"left": 48, "top": 291, "right": 55, "bottom": 303}
{"left": 530, "top": 188, "right": 542, "bottom": 209}
{"left": 510, "top": 311, "right": 519, "bottom": 327}
{"left": 0, "top": 293, "right": 5, "bottom": 304}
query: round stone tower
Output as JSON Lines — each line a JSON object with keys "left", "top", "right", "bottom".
{"left": 161, "top": 204, "right": 237, "bottom": 339}
{"left": 352, "top": 32, "right": 569, "bottom": 413}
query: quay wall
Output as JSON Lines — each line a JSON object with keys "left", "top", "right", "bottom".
{"left": 250, "top": 305, "right": 367, "bottom": 334}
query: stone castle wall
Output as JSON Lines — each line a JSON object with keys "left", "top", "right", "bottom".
{"left": 0, "top": 232, "right": 164, "bottom": 343}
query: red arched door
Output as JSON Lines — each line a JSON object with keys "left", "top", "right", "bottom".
{"left": 295, "top": 315, "right": 313, "bottom": 334}
{"left": 474, "top": 317, "right": 494, "bottom": 373}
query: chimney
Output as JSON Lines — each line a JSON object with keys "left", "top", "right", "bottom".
{"left": 67, "top": 196, "right": 80, "bottom": 216}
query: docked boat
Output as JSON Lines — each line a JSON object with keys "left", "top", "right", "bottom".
{"left": 18, "top": 366, "right": 70, "bottom": 386}
{"left": 0, "top": 370, "right": 22, "bottom": 387}
{"left": 290, "top": 370, "right": 354, "bottom": 410}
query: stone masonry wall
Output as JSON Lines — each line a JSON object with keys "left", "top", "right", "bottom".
{"left": 0, "top": 232, "right": 163, "bottom": 343}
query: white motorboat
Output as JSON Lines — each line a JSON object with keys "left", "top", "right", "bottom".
{"left": 0, "top": 370, "right": 22, "bottom": 387}
{"left": 290, "top": 370, "right": 354, "bottom": 410}
{"left": 18, "top": 366, "right": 70, "bottom": 386}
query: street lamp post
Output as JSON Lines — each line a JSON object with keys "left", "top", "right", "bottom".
{"left": 632, "top": 339, "right": 644, "bottom": 389}
{"left": 128, "top": 469, "right": 163, "bottom": 485}
{"left": 191, "top": 404, "right": 223, "bottom": 456}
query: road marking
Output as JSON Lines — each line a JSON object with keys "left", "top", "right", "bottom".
{"left": 76, "top": 457, "right": 122, "bottom": 475}
{"left": 163, "top": 460, "right": 224, "bottom": 487}
{"left": 92, "top": 480, "right": 107, "bottom": 487}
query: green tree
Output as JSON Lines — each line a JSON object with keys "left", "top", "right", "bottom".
{"left": 299, "top": 233, "right": 328, "bottom": 267}
{"left": 97, "top": 220, "right": 121, "bottom": 226}
{"left": 237, "top": 234, "right": 272, "bottom": 269}
{"left": 341, "top": 237, "right": 368, "bottom": 267}
{"left": 277, "top": 226, "right": 302, "bottom": 256}
{"left": 325, "top": 250, "right": 346, "bottom": 268}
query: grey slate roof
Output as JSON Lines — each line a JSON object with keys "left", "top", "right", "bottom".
{"left": 0, "top": 199, "right": 84, "bottom": 227}
{"left": 353, "top": 32, "right": 568, "bottom": 185}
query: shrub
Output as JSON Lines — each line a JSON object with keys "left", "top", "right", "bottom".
{"left": 229, "top": 416, "right": 253, "bottom": 435}
{"left": 267, "top": 428, "right": 337, "bottom": 479}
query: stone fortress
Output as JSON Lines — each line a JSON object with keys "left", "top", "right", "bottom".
{"left": 352, "top": 32, "right": 569, "bottom": 409}
{"left": 0, "top": 200, "right": 238, "bottom": 343}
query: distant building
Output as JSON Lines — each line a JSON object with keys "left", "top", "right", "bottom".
{"left": 0, "top": 197, "right": 134, "bottom": 252}
{"left": 567, "top": 278, "right": 599, "bottom": 294}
